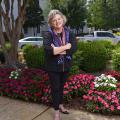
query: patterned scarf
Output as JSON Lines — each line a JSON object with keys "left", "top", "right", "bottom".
{"left": 48, "top": 26, "right": 71, "bottom": 64}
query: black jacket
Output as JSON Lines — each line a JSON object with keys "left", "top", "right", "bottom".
{"left": 43, "top": 29, "right": 77, "bottom": 72}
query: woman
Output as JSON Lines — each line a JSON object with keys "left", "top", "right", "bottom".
{"left": 43, "top": 9, "right": 77, "bottom": 120}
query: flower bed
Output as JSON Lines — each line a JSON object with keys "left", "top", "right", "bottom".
{"left": 0, "top": 68, "right": 120, "bottom": 114}
{"left": 0, "top": 68, "right": 50, "bottom": 102}
{"left": 83, "top": 73, "right": 120, "bottom": 114}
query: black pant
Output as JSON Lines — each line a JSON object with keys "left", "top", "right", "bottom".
{"left": 48, "top": 71, "right": 68, "bottom": 110}
{"left": 0, "top": 51, "right": 5, "bottom": 64}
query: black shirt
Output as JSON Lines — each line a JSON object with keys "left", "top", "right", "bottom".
{"left": 43, "top": 30, "right": 77, "bottom": 72}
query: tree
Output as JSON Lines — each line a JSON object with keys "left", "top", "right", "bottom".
{"left": 87, "top": 0, "right": 106, "bottom": 29}
{"left": 50, "top": 0, "right": 65, "bottom": 9}
{"left": 23, "top": 0, "right": 44, "bottom": 30}
{"left": 108, "top": 0, "right": 120, "bottom": 28}
{"left": 65, "top": 0, "right": 87, "bottom": 30}
{"left": 87, "top": 0, "right": 120, "bottom": 30}
{"left": 0, "top": 0, "right": 33, "bottom": 67}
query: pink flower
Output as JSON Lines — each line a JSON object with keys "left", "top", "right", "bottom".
{"left": 83, "top": 95, "right": 88, "bottom": 100}
{"left": 74, "top": 86, "right": 78, "bottom": 89}
{"left": 90, "top": 82, "right": 95, "bottom": 89}
{"left": 107, "top": 96, "right": 111, "bottom": 100}
{"left": 112, "top": 98, "right": 119, "bottom": 104}
{"left": 104, "top": 103, "right": 109, "bottom": 108}
{"left": 88, "top": 90, "right": 93, "bottom": 95}
{"left": 110, "top": 105, "right": 114, "bottom": 111}
{"left": 96, "top": 106, "right": 99, "bottom": 110}
{"left": 117, "top": 106, "right": 120, "bottom": 110}
{"left": 98, "top": 96, "right": 103, "bottom": 102}
{"left": 63, "top": 91, "right": 68, "bottom": 94}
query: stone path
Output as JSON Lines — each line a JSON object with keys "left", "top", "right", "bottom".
{"left": 0, "top": 96, "right": 119, "bottom": 120}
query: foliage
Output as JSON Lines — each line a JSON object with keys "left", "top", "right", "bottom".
{"left": 0, "top": 68, "right": 50, "bottom": 102}
{"left": 69, "top": 65, "right": 80, "bottom": 76}
{"left": 93, "top": 40, "right": 114, "bottom": 60}
{"left": 69, "top": 50, "right": 83, "bottom": 75}
{"left": 77, "top": 41, "right": 108, "bottom": 72}
{"left": 65, "top": 0, "right": 87, "bottom": 29}
{"left": 4, "top": 42, "right": 12, "bottom": 51}
{"left": 24, "top": 0, "right": 44, "bottom": 28}
{"left": 115, "top": 32, "right": 120, "bottom": 36}
{"left": 87, "top": 0, "right": 120, "bottom": 29}
{"left": 83, "top": 90, "right": 120, "bottom": 114}
{"left": 23, "top": 45, "right": 45, "bottom": 69}
{"left": 83, "top": 72, "right": 120, "bottom": 114}
{"left": 23, "top": 44, "right": 33, "bottom": 54}
{"left": 0, "top": 68, "right": 120, "bottom": 114}
{"left": 87, "top": 0, "right": 107, "bottom": 29}
{"left": 112, "top": 48, "right": 120, "bottom": 71}
{"left": 50, "top": 0, "right": 66, "bottom": 9}
{"left": 114, "top": 42, "right": 120, "bottom": 49}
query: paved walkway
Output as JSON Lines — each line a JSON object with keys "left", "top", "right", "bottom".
{"left": 0, "top": 96, "right": 119, "bottom": 120}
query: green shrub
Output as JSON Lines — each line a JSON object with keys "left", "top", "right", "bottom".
{"left": 115, "top": 42, "right": 120, "bottom": 49}
{"left": 93, "top": 40, "right": 114, "bottom": 60}
{"left": 69, "top": 50, "right": 83, "bottom": 75}
{"left": 23, "top": 44, "right": 33, "bottom": 54}
{"left": 112, "top": 48, "right": 120, "bottom": 71}
{"left": 23, "top": 45, "right": 45, "bottom": 68}
{"left": 77, "top": 41, "right": 108, "bottom": 72}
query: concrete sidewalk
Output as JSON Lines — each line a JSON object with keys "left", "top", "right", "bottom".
{"left": 0, "top": 96, "right": 119, "bottom": 120}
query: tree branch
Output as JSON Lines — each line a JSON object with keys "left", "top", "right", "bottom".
{"left": 4, "top": 0, "right": 10, "bottom": 13}
{"left": 0, "top": 5, "right": 5, "bottom": 46}
{"left": 1, "top": 2, "right": 11, "bottom": 41}
{"left": 11, "top": 0, "right": 15, "bottom": 35}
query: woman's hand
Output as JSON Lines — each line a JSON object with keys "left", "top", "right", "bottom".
{"left": 65, "top": 43, "right": 71, "bottom": 50}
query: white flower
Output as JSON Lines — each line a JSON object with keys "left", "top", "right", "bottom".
{"left": 9, "top": 69, "right": 20, "bottom": 79}
{"left": 14, "top": 77, "right": 17, "bottom": 79}
{"left": 95, "top": 84, "right": 99, "bottom": 88}
{"left": 103, "top": 83, "right": 107, "bottom": 86}
{"left": 109, "top": 83, "right": 116, "bottom": 87}
{"left": 94, "top": 74, "right": 117, "bottom": 91}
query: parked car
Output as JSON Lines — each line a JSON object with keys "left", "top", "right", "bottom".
{"left": 77, "top": 31, "right": 120, "bottom": 43}
{"left": 18, "top": 37, "right": 43, "bottom": 49}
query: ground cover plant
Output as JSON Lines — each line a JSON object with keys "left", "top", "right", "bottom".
{"left": 0, "top": 68, "right": 120, "bottom": 115}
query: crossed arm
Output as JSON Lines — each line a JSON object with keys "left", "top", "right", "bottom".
{"left": 51, "top": 43, "right": 71, "bottom": 55}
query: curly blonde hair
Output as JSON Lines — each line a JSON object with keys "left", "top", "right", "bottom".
{"left": 48, "top": 9, "right": 67, "bottom": 27}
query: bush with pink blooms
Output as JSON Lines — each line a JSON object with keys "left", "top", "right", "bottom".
{"left": 83, "top": 73, "right": 120, "bottom": 114}
{"left": 0, "top": 68, "right": 120, "bottom": 114}
{"left": 83, "top": 90, "right": 120, "bottom": 114}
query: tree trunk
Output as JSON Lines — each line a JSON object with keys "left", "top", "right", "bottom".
{"left": 0, "top": 0, "right": 34, "bottom": 68}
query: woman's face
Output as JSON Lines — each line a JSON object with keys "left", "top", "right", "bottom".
{"left": 51, "top": 14, "right": 64, "bottom": 30}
